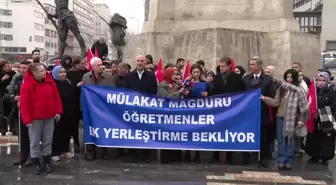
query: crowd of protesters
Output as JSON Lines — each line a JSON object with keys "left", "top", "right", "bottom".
{"left": 0, "top": 49, "right": 335, "bottom": 176}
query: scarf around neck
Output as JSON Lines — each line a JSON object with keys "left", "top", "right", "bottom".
{"left": 281, "top": 81, "right": 310, "bottom": 142}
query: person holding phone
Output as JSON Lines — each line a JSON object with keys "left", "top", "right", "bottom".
{"left": 20, "top": 63, "right": 63, "bottom": 175}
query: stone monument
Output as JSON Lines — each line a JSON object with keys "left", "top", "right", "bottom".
{"left": 123, "top": 0, "right": 320, "bottom": 77}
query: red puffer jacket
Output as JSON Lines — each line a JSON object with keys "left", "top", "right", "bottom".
{"left": 20, "top": 70, "right": 63, "bottom": 124}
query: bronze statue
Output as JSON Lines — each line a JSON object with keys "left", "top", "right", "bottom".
{"left": 145, "top": 0, "right": 150, "bottom": 21}
{"left": 47, "top": 0, "right": 86, "bottom": 58}
{"left": 109, "top": 13, "right": 127, "bottom": 63}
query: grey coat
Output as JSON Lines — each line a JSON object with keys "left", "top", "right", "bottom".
{"left": 157, "top": 81, "right": 181, "bottom": 98}
{"left": 82, "top": 71, "right": 115, "bottom": 86}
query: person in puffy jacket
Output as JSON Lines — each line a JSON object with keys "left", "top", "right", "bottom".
{"left": 20, "top": 63, "right": 62, "bottom": 175}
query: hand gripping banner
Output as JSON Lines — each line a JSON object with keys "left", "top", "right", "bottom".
{"left": 82, "top": 85, "right": 261, "bottom": 151}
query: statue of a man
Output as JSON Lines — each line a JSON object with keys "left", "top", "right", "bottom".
{"left": 48, "top": 0, "right": 86, "bottom": 58}
{"left": 109, "top": 13, "right": 127, "bottom": 63}
{"left": 145, "top": 0, "right": 150, "bottom": 21}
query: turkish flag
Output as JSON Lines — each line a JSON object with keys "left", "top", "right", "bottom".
{"left": 55, "top": 59, "right": 61, "bottom": 66}
{"left": 306, "top": 79, "right": 317, "bottom": 133}
{"left": 230, "top": 58, "right": 235, "bottom": 72}
{"left": 87, "top": 48, "right": 93, "bottom": 71}
{"left": 94, "top": 47, "right": 99, "bottom": 58}
{"left": 183, "top": 60, "right": 191, "bottom": 81}
{"left": 155, "top": 57, "right": 164, "bottom": 83}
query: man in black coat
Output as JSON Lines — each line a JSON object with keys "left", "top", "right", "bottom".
{"left": 211, "top": 57, "right": 246, "bottom": 163}
{"left": 243, "top": 57, "right": 274, "bottom": 168}
{"left": 66, "top": 56, "right": 90, "bottom": 152}
{"left": 125, "top": 55, "right": 158, "bottom": 163}
{"left": 212, "top": 57, "right": 246, "bottom": 95}
{"left": 91, "top": 38, "right": 108, "bottom": 61}
{"left": 292, "top": 62, "right": 311, "bottom": 87}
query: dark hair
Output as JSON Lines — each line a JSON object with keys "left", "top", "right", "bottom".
{"left": 47, "top": 65, "right": 54, "bottom": 72}
{"left": 196, "top": 60, "right": 205, "bottom": 67}
{"left": 164, "top": 63, "right": 177, "bottom": 70}
{"left": 219, "top": 57, "right": 232, "bottom": 66}
{"left": 111, "top": 60, "right": 119, "bottom": 66}
{"left": 73, "top": 56, "right": 84, "bottom": 65}
{"left": 235, "top": 66, "right": 246, "bottom": 76}
{"left": 145, "top": 55, "right": 153, "bottom": 64}
{"left": 216, "top": 65, "right": 220, "bottom": 74}
{"left": 190, "top": 63, "right": 203, "bottom": 74}
{"left": 176, "top": 58, "right": 185, "bottom": 64}
{"left": 105, "top": 65, "right": 112, "bottom": 69}
{"left": 283, "top": 69, "right": 299, "bottom": 86}
{"left": 31, "top": 49, "right": 40, "bottom": 55}
{"left": 20, "top": 60, "right": 31, "bottom": 65}
{"left": 0, "top": 59, "right": 9, "bottom": 71}
{"left": 33, "top": 58, "right": 40, "bottom": 63}
{"left": 126, "top": 63, "right": 131, "bottom": 71}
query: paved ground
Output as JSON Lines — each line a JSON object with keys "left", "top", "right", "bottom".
{"left": 0, "top": 135, "right": 335, "bottom": 185}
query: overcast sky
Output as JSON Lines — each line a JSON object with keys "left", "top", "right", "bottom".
{"left": 94, "top": 0, "right": 145, "bottom": 33}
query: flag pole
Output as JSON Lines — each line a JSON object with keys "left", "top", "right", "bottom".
{"left": 313, "top": 78, "right": 317, "bottom": 110}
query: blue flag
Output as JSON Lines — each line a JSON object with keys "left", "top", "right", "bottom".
{"left": 82, "top": 85, "right": 261, "bottom": 151}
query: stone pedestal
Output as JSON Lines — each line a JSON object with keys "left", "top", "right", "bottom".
{"left": 123, "top": 0, "right": 320, "bottom": 78}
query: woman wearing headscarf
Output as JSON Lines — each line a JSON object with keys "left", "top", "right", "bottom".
{"left": 51, "top": 66, "right": 78, "bottom": 162}
{"left": 261, "top": 69, "right": 310, "bottom": 170}
{"left": 234, "top": 66, "right": 246, "bottom": 77}
{"left": 206, "top": 71, "right": 215, "bottom": 95}
{"left": 20, "top": 63, "right": 62, "bottom": 175}
{"left": 305, "top": 72, "right": 336, "bottom": 165}
{"left": 158, "top": 67, "right": 184, "bottom": 163}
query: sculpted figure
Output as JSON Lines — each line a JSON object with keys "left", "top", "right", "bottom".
{"left": 109, "top": 13, "right": 127, "bottom": 63}
{"left": 48, "top": 0, "right": 86, "bottom": 58}
{"left": 145, "top": 0, "right": 150, "bottom": 21}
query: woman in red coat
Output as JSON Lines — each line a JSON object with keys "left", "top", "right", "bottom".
{"left": 20, "top": 63, "right": 62, "bottom": 175}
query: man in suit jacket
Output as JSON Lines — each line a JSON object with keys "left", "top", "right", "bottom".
{"left": 212, "top": 57, "right": 246, "bottom": 96}
{"left": 124, "top": 55, "right": 158, "bottom": 163}
{"left": 243, "top": 57, "right": 274, "bottom": 168}
{"left": 211, "top": 57, "right": 246, "bottom": 163}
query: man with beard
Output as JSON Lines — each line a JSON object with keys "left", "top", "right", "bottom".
{"left": 82, "top": 57, "right": 115, "bottom": 161}
{"left": 66, "top": 56, "right": 89, "bottom": 152}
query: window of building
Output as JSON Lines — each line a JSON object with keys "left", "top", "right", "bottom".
{"left": 0, "top": 47, "right": 26, "bottom": 53}
{"left": 326, "top": 41, "right": 336, "bottom": 51}
{"left": 0, "top": 21, "right": 13, "bottom": 28}
{"left": 34, "top": 35, "right": 44, "bottom": 42}
{"left": 34, "top": 23, "right": 44, "bottom": 31}
{"left": 34, "top": 10, "right": 43, "bottom": 19}
{"left": 0, "top": 34, "right": 13, "bottom": 41}
{"left": 0, "top": 9, "right": 12, "bottom": 16}
{"left": 35, "top": 47, "right": 44, "bottom": 52}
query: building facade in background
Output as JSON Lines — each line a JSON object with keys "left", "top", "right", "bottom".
{"left": 0, "top": 0, "right": 96, "bottom": 62}
{"left": 43, "top": 2, "right": 58, "bottom": 61}
{"left": 0, "top": 0, "right": 45, "bottom": 61}
{"left": 294, "top": 0, "right": 336, "bottom": 52}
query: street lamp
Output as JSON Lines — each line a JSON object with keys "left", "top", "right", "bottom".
{"left": 127, "top": 17, "right": 139, "bottom": 34}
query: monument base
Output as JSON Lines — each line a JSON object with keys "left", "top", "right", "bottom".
{"left": 142, "top": 19, "right": 300, "bottom": 33}
{"left": 123, "top": 28, "right": 320, "bottom": 78}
